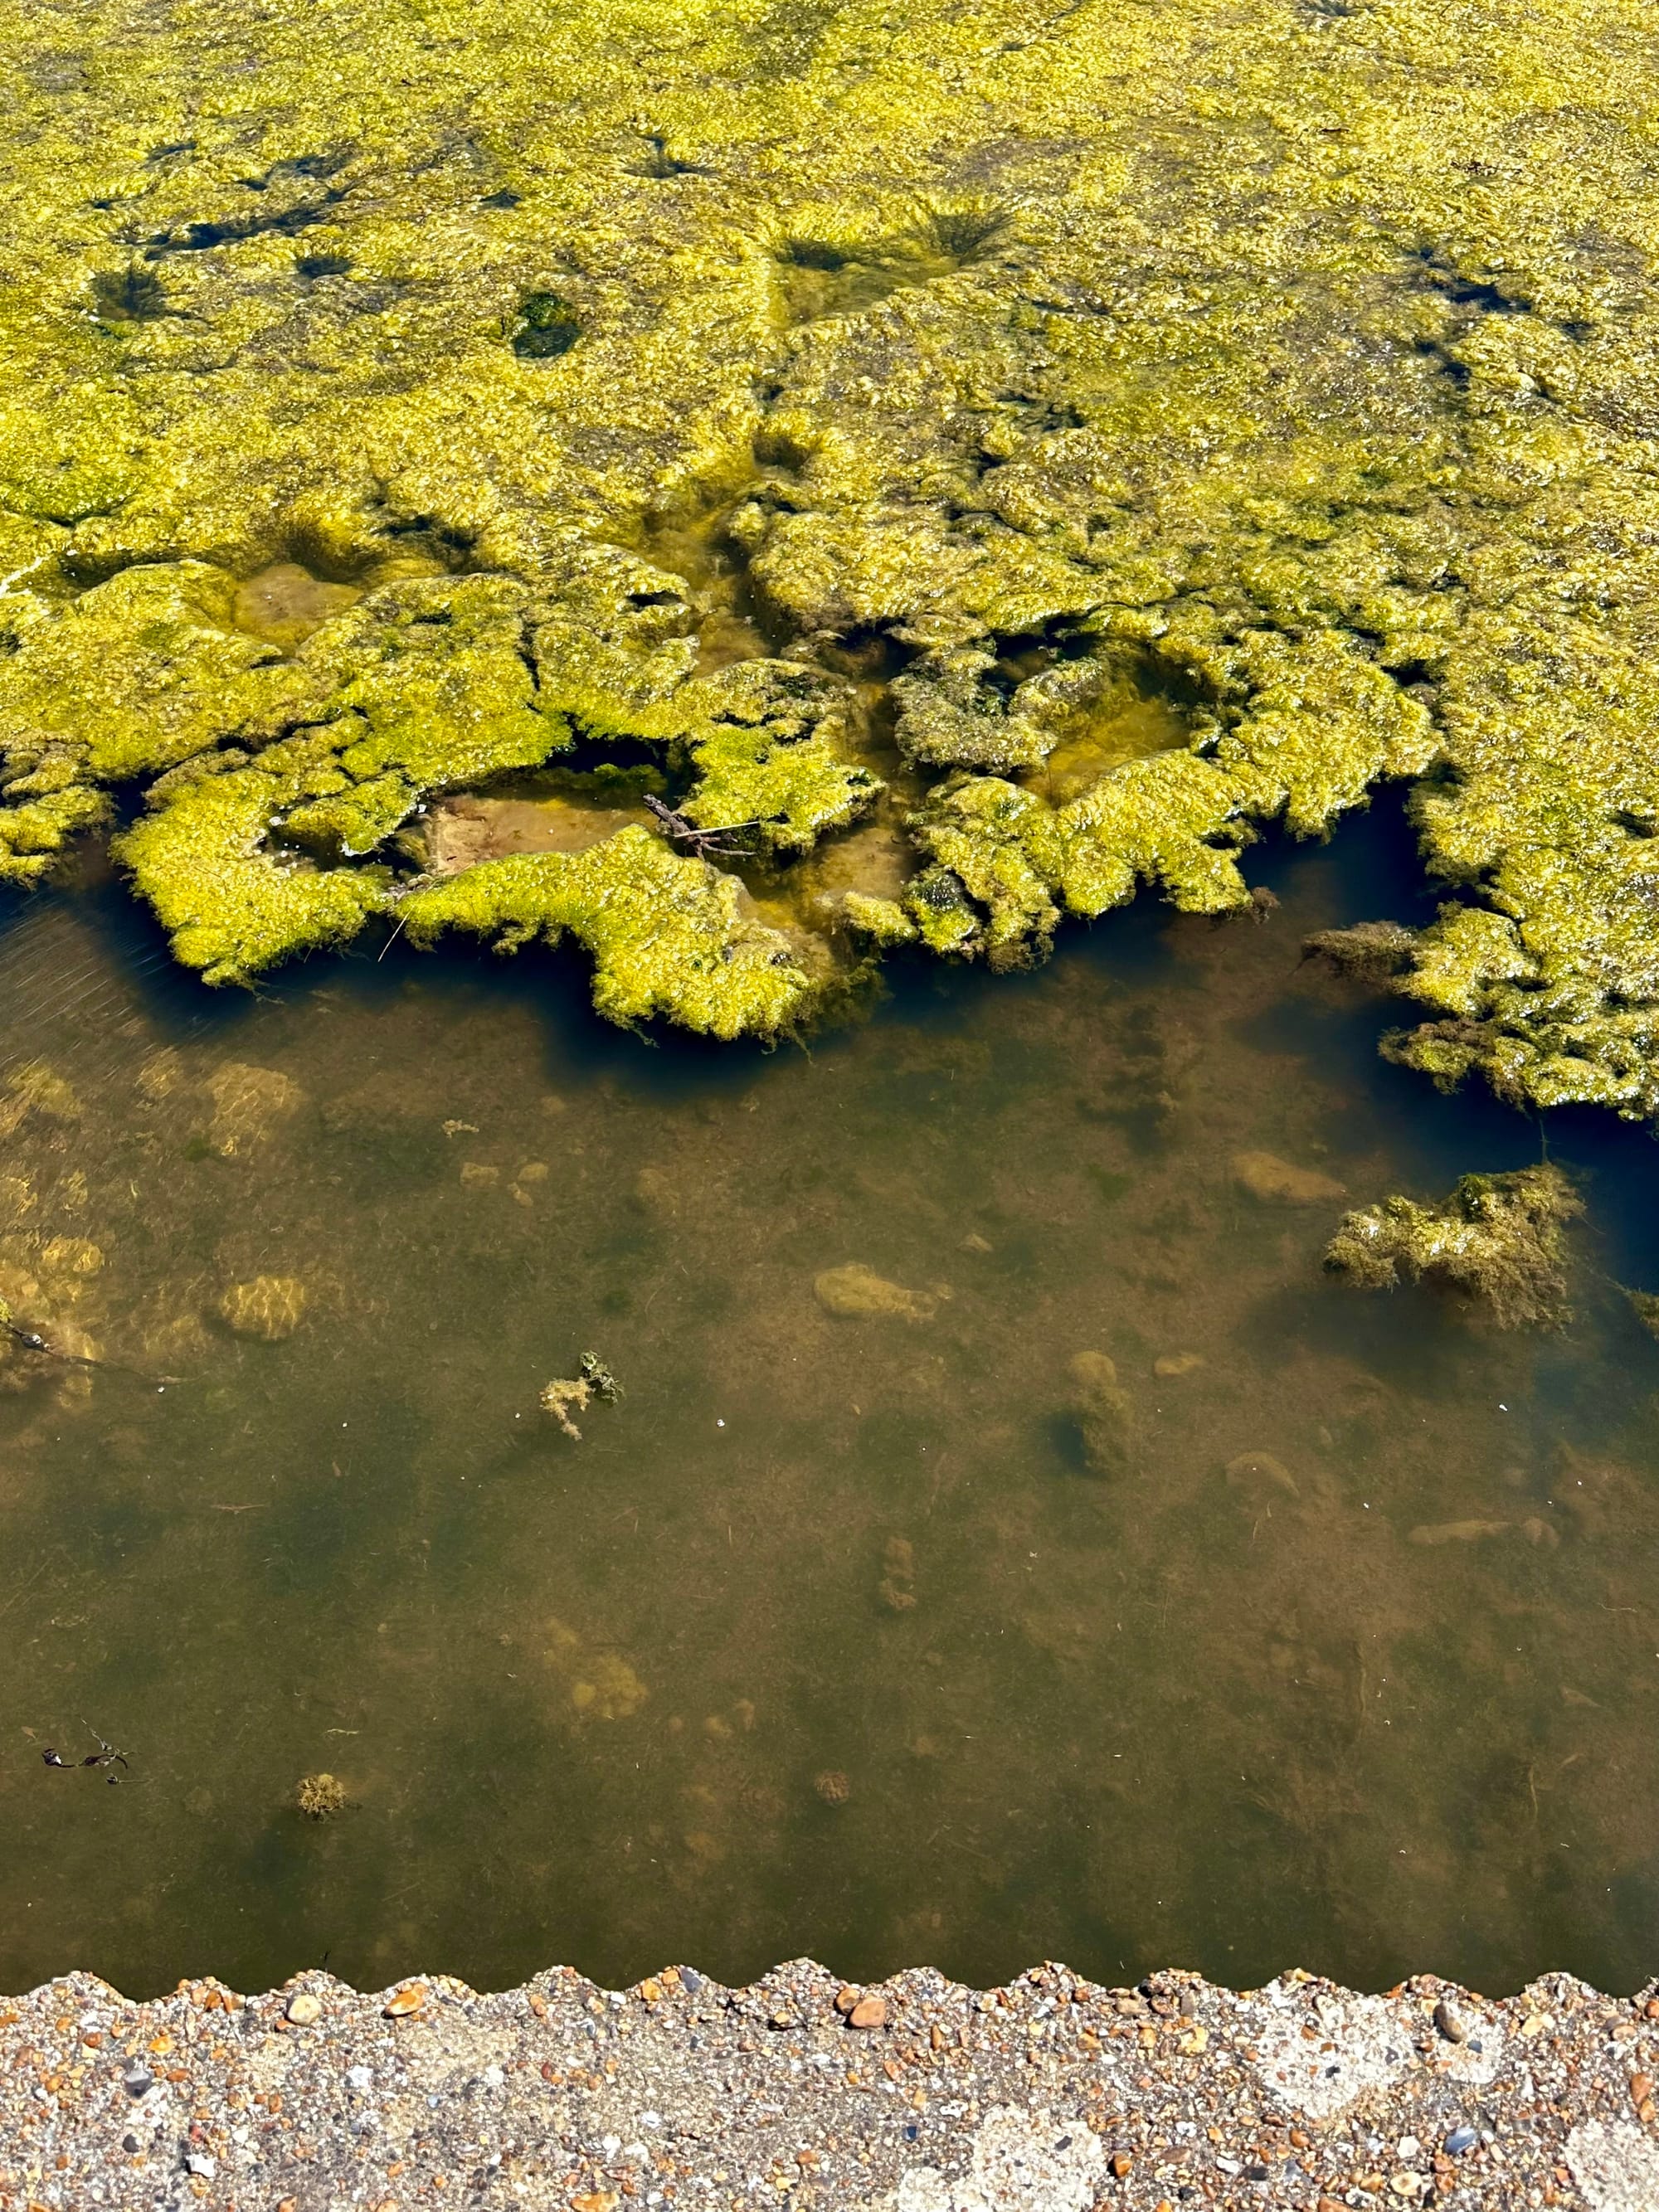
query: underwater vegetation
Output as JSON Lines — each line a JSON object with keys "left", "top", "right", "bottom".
{"left": 1324, "top": 1164, "right": 1584, "bottom": 1330}
{"left": 0, "top": 0, "right": 1657, "bottom": 1094}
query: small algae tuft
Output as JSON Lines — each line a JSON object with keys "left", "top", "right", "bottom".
{"left": 1324, "top": 1164, "right": 1584, "bottom": 1330}
{"left": 295, "top": 1772, "right": 347, "bottom": 1820}
{"left": 541, "top": 1377, "right": 592, "bottom": 1439}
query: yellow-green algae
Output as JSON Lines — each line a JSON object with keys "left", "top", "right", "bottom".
{"left": 1325, "top": 1164, "right": 1584, "bottom": 1330}
{"left": 0, "top": 0, "right": 1657, "bottom": 1072}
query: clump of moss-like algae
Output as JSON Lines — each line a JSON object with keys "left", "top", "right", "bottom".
{"left": 398, "top": 829, "right": 827, "bottom": 1040}
{"left": 1324, "top": 1165, "right": 1583, "bottom": 1329}
{"left": 0, "top": 0, "right": 1657, "bottom": 1086}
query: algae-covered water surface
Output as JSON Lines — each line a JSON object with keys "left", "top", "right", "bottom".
{"left": 4, "top": 814, "right": 1659, "bottom": 2001}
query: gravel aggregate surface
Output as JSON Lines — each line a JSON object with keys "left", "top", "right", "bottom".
{"left": 4, "top": 1962, "right": 1659, "bottom": 2210}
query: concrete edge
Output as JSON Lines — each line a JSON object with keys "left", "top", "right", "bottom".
{"left": 2, "top": 1961, "right": 1658, "bottom": 2209}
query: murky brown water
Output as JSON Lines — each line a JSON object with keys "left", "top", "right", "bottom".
{"left": 2, "top": 811, "right": 1657, "bottom": 2001}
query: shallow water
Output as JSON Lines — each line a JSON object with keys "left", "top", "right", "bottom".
{"left": 2, "top": 808, "right": 1658, "bottom": 2001}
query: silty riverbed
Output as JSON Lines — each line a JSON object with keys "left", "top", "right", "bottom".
{"left": 2, "top": 801, "right": 1657, "bottom": 2003}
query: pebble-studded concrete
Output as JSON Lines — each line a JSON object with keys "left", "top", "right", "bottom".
{"left": 2, "top": 1962, "right": 1657, "bottom": 2210}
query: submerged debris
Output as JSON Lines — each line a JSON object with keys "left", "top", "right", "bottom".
{"left": 579, "top": 1350, "right": 621, "bottom": 1403}
{"left": 1324, "top": 1164, "right": 1583, "bottom": 1329}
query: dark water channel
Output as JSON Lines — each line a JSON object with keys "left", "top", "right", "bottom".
{"left": 2, "top": 805, "right": 1658, "bottom": 2001}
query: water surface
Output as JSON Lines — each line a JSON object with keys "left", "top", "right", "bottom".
{"left": 2, "top": 810, "right": 1658, "bottom": 2000}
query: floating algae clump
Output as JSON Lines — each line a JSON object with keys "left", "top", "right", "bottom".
{"left": 1, "top": 0, "right": 1658, "bottom": 1085}
{"left": 1325, "top": 1165, "right": 1584, "bottom": 1329}
{"left": 295, "top": 1772, "right": 347, "bottom": 1820}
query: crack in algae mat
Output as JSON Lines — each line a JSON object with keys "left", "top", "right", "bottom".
{"left": 1, "top": 0, "right": 1659, "bottom": 1995}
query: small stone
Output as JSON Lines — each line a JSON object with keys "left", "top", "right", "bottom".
{"left": 122, "top": 2070, "right": 154, "bottom": 2098}
{"left": 1111, "top": 2151, "right": 1133, "bottom": 2178}
{"left": 1645, "top": 1996, "right": 1659, "bottom": 2020}
{"left": 1153, "top": 1351, "right": 1204, "bottom": 1377}
{"left": 1232, "top": 1150, "right": 1345, "bottom": 1204}
{"left": 814, "top": 1769, "right": 851, "bottom": 1805}
{"left": 284, "top": 1992, "right": 322, "bottom": 2026}
{"left": 384, "top": 1984, "right": 428, "bottom": 2018}
{"left": 1433, "top": 2000, "right": 1468, "bottom": 2043}
{"left": 1443, "top": 2127, "right": 1478, "bottom": 2156}
{"left": 186, "top": 2153, "right": 216, "bottom": 2178}
{"left": 1632, "top": 2072, "right": 1655, "bottom": 2106}
{"left": 1389, "top": 2175, "right": 1423, "bottom": 2198}
{"left": 639, "top": 1978, "right": 662, "bottom": 2003}
{"left": 572, "top": 2195, "right": 620, "bottom": 2212}
{"left": 834, "top": 1986, "right": 860, "bottom": 2015}
{"left": 849, "top": 1996, "right": 887, "bottom": 2030}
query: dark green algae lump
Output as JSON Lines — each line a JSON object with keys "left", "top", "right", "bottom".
{"left": 3, "top": 0, "right": 1659, "bottom": 1096}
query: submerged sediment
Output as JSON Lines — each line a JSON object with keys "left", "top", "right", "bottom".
{"left": 0, "top": 0, "right": 1657, "bottom": 1087}
{"left": 2, "top": 1960, "right": 1657, "bottom": 2208}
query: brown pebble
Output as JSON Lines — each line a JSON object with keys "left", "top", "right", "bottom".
{"left": 1111, "top": 2150, "right": 1133, "bottom": 2177}
{"left": 1633, "top": 2071, "right": 1655, "bottom": 2105}
{"left": 1433, "top": 2000, "right": 1467, "bottom": 2043}
{"left": 639, "top": 1978, "right": 662, "bottom": 2003}
{"left": 1646, "top": 1996, "right": 1659, "bottom": 2020}
{"left": 834, "top": 1985, "right": 860, "bottom": 2015}
{"left": 849, "top": 1996, "right": 887, "bottom": 2030}
{"left": 284, "top": 1993, "right": 322, "bottom": 2027}
{"left": 384, "top": 1984, "right": 428, "bottom": 2018}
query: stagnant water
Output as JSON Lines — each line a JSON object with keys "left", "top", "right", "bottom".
{"left": 2, "top": 804, "right": 1658, "bottom": 2003}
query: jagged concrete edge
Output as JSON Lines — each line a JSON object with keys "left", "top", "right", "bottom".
{"left": 4, "top": 1960, "right": 1659, "bottom": 2210}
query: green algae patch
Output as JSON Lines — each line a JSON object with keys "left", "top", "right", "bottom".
{"left": 115, "top": 738, "right": 394, "bottom": 985}
{"left": 398, "top": 828, "right": 830, "bottom": 1040}
{"left": 1, "top": 0, "right": 1658, "bottom": 1074}
{"left": 1325, "top": 1165, "right": 1584, "bottom": 1330}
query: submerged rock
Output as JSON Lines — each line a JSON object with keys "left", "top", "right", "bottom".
{"left": 218, "top": 1275, "right": 309, "bottom": 1341}
{"left": 1325, "top": 1164, "right": 1583, "bottom": 1329}
{"left": 814, "top": 1265, "right": 937, "bottom": 1322}
{"left": 1233, "top": 1151, "right": 1345, "bottom": 1206}
{"left": 206, "top": 1064, "right": 305, "bottom": 1158}
{"left": 1408, "top": 1519, "right": 1510, "bottom": 1545}
{"left": 1069, "top": 1351, "right": 1135, "bottom": 1477}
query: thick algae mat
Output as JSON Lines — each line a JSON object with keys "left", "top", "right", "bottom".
{"left": 4, "top": 0, "right": 1659, "bottom": 1104}
{"left": 4, "top": 818, "right": 1659, "bottom": 2001}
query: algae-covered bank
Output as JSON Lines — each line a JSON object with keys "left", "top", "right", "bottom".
{"left": 2, "top": 0, "right": 1659, "bottom": 1097}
